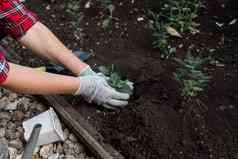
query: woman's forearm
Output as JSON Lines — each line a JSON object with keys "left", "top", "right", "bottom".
{"left": 19, "top": 22, "right": 87, "bottom": 76}
{"left": 1, "top": 63, "right": 80, "bottom": 94}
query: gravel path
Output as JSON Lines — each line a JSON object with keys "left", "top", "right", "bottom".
{"left": 0, "top": 88, "right": 94, "bottom": 159}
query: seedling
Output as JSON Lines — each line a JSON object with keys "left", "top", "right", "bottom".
{"left": 174, "top": 48, "right": 210, "bottom": 97}
{"left": 151, "top": 12, "right": 176, "bottom": 58}
{"left": 99, "top": 0, "right": 115, "bottom": 31}
{"left": 98, "top": 65, "right": 133, "bottom": 95}
{"left": 160, "top": 0, "right": 200, "bottom": 34}
{"left": 65, "top": 0, "right": 81, "bottom": 15}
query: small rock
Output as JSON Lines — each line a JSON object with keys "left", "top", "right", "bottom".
{"left": 0, "top": 97, "right": 9, "bottom": 109}
{"left": 24, "top": 111, "right": 31, "bottom": 118}
{"left": 53, "top": 144, "right": 57, "bottom": 152}
{"left": 5, "top": 101, "right": 19, "bottom": 111}
{"left": 59, "top": 154, "right": 64, "bottom": 159}
{"left": 32, "top": 153, "right": 40, "bottom": 159}
{"left": 77, "top": 153, "right": 85, "bottom": 159}
{"left": 0, "top": 119, "right": 9, "bottom": 127}
{"left": 84, "top": 1, "right": 91, "bottom": 8}
{"left": 18, "top": 97, "right": 30, "bottom": 112}
{"left": 73, "top": 143, "right": 84, "bottom": 154}
{"left": 63, "top": 140, "right": 74, "bottom": 155}
{"left": 8, "top": 147, "right": 18, "bottom": 159}
{"left": 69, "top": 134, "right": 77, "bottom": 142}
{"left": 63, "top": 155, "right": 75, "bottom": 159}
{"left": 137, "top": 17, "right": 144, "bottom": 21}
{"left": 16, "top": 127, "right": 24, "bottom": 134}
{"left": 0, "top": 112, "right": 10, "bottom": 120}
{"left": 7, "top": 122, "right": 17, "bottom": 130}
{"left": 12, "top": 111, "right": 24, "bottom": 121}
{"left": 56, "top": 143, "right": 64, "bottom": 154}
{"left": 48, "top": 153, "right": 59, "bottom": 159}
{"left": 65, "top": 140, "right": 74, "bottom": 149}
{"left": 63, "top": 129, "right": 69, "bottom": 140}
{"left": 8, "top": 93, "right": 18, "bottom": 102}
{"left": 9, "top": 139, "right": 23, "bottom": 150}
{"left": 16, "top": 154, "right": 22, "bottom": 159}
{"left": 0, "top": 137, "right": 8, "bottom": 144}
{"left": 0, "top": 128, "right": 5, "bottom": 138}
{"left": 5, "top": 130, "right": 21, "bottom": 140}
{"left": 34, "top": 146, "right": 40, "bottom": 154}
{"left": 35, "top": 103, "right": 47, "bottom": 112}
{"left": 40, "top": 144, "right": 54, "bottom": 158}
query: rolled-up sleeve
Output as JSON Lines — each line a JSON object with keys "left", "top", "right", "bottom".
{"left": 0, "top": 46, "right": 9, "bottom": 84}
{"left": 0, "top": 0, "right": 38, "bottom": 39}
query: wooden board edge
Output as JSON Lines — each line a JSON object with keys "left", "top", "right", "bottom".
{"left": 39, "top": 95, "right": 125, "bottom": 159}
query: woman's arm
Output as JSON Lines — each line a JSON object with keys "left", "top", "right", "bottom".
{"left": 19, "top": 22, "right": 88, "bottom": 76}
{"left": 1, "top": 62, "right": 80, "bottom": 94}
{"left": 1, "top": 62, "right": 129, "bottom": 109}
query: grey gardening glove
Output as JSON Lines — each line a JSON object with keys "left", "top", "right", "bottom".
{"left": 79, "top": 65, "right": 134, "bottom": 89}
{"left": 75, "top": 75, "right": 130, "bottom": 109}
{"left": 79, "top": 65, "right": 96, "bottom": 76}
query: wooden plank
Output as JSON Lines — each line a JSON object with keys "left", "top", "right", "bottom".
{"left": 40, "top": 95, "right": 125, "bottom": 159}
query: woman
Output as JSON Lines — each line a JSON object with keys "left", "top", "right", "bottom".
{"left": 0, "top": 0, "right": 130, "bottom": 157}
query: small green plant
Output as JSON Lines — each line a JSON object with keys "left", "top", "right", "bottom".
{"left": 160, "top": 0, "right": 200, "bottom": 34}
{"left": 174, "top": 48, "right": 210, "bottom": 97}
{"left": 65, "top": 0, "right": 81, "bottom": 15}
{"left": 98, "top": 65, "right": 133, "bottom": 95}
{"left": 151, "top": 12, "right": 176, "bottom": 58}
{"left": 99, "top": 0, "right": 115, "bottom": 31}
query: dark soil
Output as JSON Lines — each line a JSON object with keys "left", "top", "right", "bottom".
{"left": 4, "top": 0, "right": 238, "bottom": 159}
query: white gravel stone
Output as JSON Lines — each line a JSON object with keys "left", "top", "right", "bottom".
{"left": 5, "top": 129, "right": 20, "bottom": 140}
{"left": 0, "top": 97, "right": 9, "bottom": 110}
{"left": 12, "top": 111, "right": 24, "bottom": 121}
{"left": 8, "top": 147, "right": 18, "bottom": 159}
{"left": 63, "top": 129, "right": 70, "bottom": 140}
{"left": 0, "top": 119, "right": 8, "bottom": 127}
{"left": 63, "top": 155, "right": 76, "bottom": 159}
{"left": 19, "top": 97, "right": 30, "bottom": 111}
{"left": 8, "top": 93, "right": 18, "bottom": 102}
{"left": 56, "top": 143, "right": 64, "bottom": 154}
{"left": 7, "top": 122, "right": 17, "bottom": 130}
{"left": 63, "top": 140, "right": 75, "bottom": 155}
{"left": 40, "top": 144, "right": 54, "bottom": 158}
{"left": 0, "top": 128, "right": 5, "bottom": 138}
{"left": 48, "top": 153, "right": 60, "bottom": 159}
{"left": 5, "top": 100, "right": 19, "bottom": 111}
{"left": 78, "top": 153, "right": 86, "bottom": 159}
{"left": 8, "top": 139, "right": 23, "bottom": 150}
{"left": 69, "top": 134, "right": 77, "bottom": 143}
{"left": 16, "top": 154, "right": 22, "bottom": 159}
{"left": 0, "top": 112, "right": 10, "bottom": 120}
{"left": 73, "top": 143, "right": 84, "bottom": 154}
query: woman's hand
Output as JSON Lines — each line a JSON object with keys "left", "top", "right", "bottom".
{"left": 75, "top": 75, "right": 130, "bottom": 109}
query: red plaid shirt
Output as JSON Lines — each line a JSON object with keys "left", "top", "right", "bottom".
{"left": 0, "top": 0, "right": 38, "bottom": 83}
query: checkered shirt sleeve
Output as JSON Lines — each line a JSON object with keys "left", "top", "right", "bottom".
{"left": 0, "top": 0, "right": 38, "bottom": 39}
{"left": 0, "top": 46, "right": 9, "bottom": 84}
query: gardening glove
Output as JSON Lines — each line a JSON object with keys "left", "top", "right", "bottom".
{"left": 75, "top": 75, "right": 130, "bottom": 109}
{"left": 79, "top": 65, "right": 134, "bottom": 90}
{"left": 79, "top": 65, "right": 96, "bottom": 76}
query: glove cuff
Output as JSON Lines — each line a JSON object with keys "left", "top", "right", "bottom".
{"left": 74, "top": 76, "right": 97, "bottom": 103}
{"left": 79, "top": 65, "right": 96, "bottom": 76}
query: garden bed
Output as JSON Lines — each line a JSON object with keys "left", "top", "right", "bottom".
{"left": 7, "top": 0, "right": 238, "bottom": 158}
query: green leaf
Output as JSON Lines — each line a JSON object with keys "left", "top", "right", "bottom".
{"left": 98, "top": 66, "right": 110, "bottom": 75}
{"left": 117, "top": 84, "right": 133, "bottom": 95}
